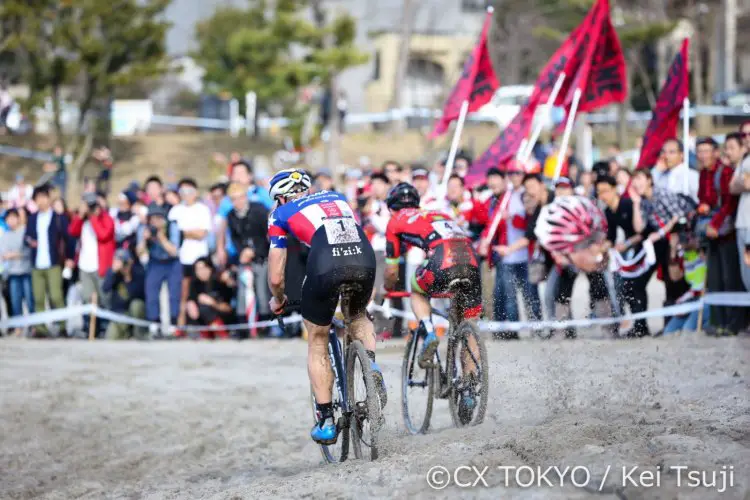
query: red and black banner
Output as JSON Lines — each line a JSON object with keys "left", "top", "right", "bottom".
{"left": 429, "top": 11, "right": 499, "bottom": 139}
{"left": 466, "top": 0, "right": 626, "bottom": 187}
{"left": 636, "top": 38, "right": 690, "bottom": 169}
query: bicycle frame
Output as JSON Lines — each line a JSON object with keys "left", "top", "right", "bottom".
{"left": 327, "top": 318, "right": 349, "bottom": 420}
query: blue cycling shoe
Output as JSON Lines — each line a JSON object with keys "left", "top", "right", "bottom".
{"left": 418, "top": 332, "right": 439, "bottom": 369}
{"left": 458, "top": 391, "right": 476, "bottom": 425}
{"left": 370, "top": 362, "right": 388, "bottom": 408}
{"left": 310, "top": 417, "right": 338, "bottom": 445}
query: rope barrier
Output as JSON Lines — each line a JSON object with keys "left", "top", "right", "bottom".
{"left": 2, "top": 292, "right": 748, "bottom": 338}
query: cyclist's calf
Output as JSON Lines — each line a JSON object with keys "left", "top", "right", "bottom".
{"left": 306, "top": 320, "right": 334, "bottom": 404}
{"left": 347, "top": 312, "right": 376, "bottom": 353}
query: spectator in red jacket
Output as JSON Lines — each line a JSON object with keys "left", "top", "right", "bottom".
{"left": 696, "top": 137, "right": 736, "bottom": 239}
{"left": 702, "top": 133, "right": 745, "bottom": 335}
{"left": 69, "top": 192, "right": 115, "bottom": 332}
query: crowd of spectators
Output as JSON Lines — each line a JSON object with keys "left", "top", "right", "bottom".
{"left": 1, "top": 121, "right": 749, "bottom": 339}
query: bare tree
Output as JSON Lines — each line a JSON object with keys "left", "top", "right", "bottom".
{"left": 389, "top": 0, "right": 419, "bottom": 133}
{"left": 724, "top": 0, "right": 737, "bottom": 92}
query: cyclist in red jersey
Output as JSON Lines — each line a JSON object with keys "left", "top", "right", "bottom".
{"left": 383, "top": 183, "right": 482, "bottom": 376}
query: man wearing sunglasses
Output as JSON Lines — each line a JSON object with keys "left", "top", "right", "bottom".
{"left": 169, "top": 178, "right": 213, "bottom": 327}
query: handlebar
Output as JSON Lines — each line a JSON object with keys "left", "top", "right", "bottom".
{"left": 276, "top": 299, "right": 302, "bottom": 333}
{"left": 380, "top": 291, "right": 410, "bottom": 320}
{"left": 379, "top": 290, "right": 454, "bottom": 320}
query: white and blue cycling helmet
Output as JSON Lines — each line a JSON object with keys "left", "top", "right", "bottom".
{"left": 269, "top": 168, "right": 312, "bottom": 201}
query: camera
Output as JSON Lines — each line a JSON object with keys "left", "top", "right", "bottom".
{"left": 148, "top": 225, "right": 159, "bottom": 237}
{"left": 82, "top": 192, "right": 98, "bottom": 214}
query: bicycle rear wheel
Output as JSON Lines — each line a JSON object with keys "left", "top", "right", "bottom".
{"left": 346, "top": 339, "right": 382, "bottom": 461}
{"left": 310, "top": 384, "right": 349, "bottom": 463}
{"left": 448, "top": 321, "right": 489, "bottom": 427}
{"left": 401, "top": 330, "right": 435, "bottom": 435}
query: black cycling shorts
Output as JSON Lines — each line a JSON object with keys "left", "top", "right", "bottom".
{"left": 301, "top": 221, "right": 376, "bottom": 326}
{"left": 413, "top": 241, "right": 482, "bottom": 319}
{"left": 586, "top": 271, "right": 609, "bottom": 302}
{"left": 554, "top": 266, "right": 578, "bottom": 305}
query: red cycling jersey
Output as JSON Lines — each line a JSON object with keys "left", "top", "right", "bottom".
{"left": 385, "top": 208, "right": 473, "bottom": 263}
{"left": 385, "top": 208, "right": 481, "bottom": 318}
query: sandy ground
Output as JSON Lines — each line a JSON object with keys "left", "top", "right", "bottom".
{"left": 1, "top": 332, "right": 748, "bottom": 500}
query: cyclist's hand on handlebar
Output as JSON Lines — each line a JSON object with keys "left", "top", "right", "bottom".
{"left": 269, "top": 295, "right": 288, "bottom": 315}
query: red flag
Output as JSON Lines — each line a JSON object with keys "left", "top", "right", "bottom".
{"left": 560, "top": 0, "right": 627, "bottom": 113}
{"left": 429, "top": 11, "right": 499, "bottom": 139}
{"left": 466, "top": 0, "right": 627, "bottom": 187}
{"left": 636, "top": 38, "right": 690, "bottom": 169}
{"left": 464, "top": 106, "right": 535, "bottom": 187}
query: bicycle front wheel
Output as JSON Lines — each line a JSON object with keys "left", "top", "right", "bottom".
{"left": 448, "top": 321, "right": 489, "bottom": 427}
{"left": 401, "top": 330, "right": 435, "bottom": 435}
{"left": 346, "top": 340, "right": 382, "bottom": 461}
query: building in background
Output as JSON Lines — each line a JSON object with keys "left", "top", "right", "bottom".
{"left": 161, "top": 0, "right": 485, "bottom": 114}
{"left": 144, "top": 0, "right": 750, "bottom": 115}
{"left": 731, "top": 0, "right": 750, "bottom": 90}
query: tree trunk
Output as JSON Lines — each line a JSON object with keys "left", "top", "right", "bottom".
{"left": 67, "top": 118, "right": 95, "bottom": 202}
{"left": 723, "top": 0, "right": 737, "bottom": 92}
{"left": 506, "top": 23, "right": 522, "bottom": 85}
{"left": 706, "top": 10, "right": 719, "bottom": 128}
{"left": 65, "top": 77, "right": 98, "bottom": 198}
{"left": 617, "top": 60, "right": 632, "bottom": 150}
{"left": 708, "top": 11, "right": 719, "bottom": 99}
{"left": 631, "top": 50, "right": 657, "bottom": 109}
{"left": 51, "top": 84, "right": 64, "bottom": 147}
{"left": 692, "top": 13, "right": 709, "bottom": 134}
{"left": 654, "top": 0, "right": 669, "bottom": 87}
{"left": 328, "top": 77, "right": 341, "bottom": 179}
{"left": 389, "top": 0, "right": 418, "bottom": 133}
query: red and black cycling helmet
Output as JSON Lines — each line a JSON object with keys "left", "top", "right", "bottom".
{"left": 386, "top": 182, "right": 420, "bottom": 211}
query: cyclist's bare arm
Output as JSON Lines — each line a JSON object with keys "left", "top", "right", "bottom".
{"left": 383, "top": 261, "right": 399, "bottom": 291}
{"left": 268, "top": 247, "right": 287, "bottom": 301}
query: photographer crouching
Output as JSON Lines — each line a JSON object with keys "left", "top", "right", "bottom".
{"left": 102, "top": 248, "right": 146, "bottom": 339}
{"left": 68, "top": 192, "right": 115, "bottom": 338}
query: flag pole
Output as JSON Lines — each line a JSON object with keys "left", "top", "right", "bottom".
{"left": 553, "top": 88, "right": 582, "bottom": 181}
{"left": 521, "top": 72, "right": 566, "bottom": 163}
{"left": 481, "top": 187, "right": 513, "bottom": 252}
{"left": 682, "top": 97, "right": 690, "bottom": 195}
{"left": 437, "top": 99, "right": 470, "bottom": 203}
{"left": 516, "top": 138, "right": 529, "bottom": 160}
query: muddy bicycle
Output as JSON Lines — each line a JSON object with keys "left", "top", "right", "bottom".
{"left": 277, "top": 284, "right": 384, "bottom": 463}
{"left": 385, "top": 278, "right": 489, "bottom": 435}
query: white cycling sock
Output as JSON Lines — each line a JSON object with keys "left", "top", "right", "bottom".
{"left": 421, "top": 319, "right": 434, "bottom": 335}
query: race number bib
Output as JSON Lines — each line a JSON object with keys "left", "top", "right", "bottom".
{"left": 323, "top": 217, "right": 361, "bottom": 245}
{"left": 431, "top": 219, "right": 465, "bottom": 238}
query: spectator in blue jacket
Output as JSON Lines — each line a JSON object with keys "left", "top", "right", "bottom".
{"left": 103, "top": 248, "right": 146, "bottom": 339}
